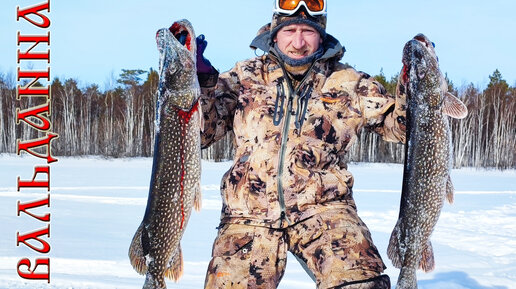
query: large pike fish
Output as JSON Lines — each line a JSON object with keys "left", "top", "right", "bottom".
{"left": 387, "top": 34, "right": 468, "bottom": 289}
{"left": 129, "top": 19, "right": 202, "bottom": 289}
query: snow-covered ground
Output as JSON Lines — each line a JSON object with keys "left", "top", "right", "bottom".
{"left": 0, "top": 155, "right": 514, "bottom": 289}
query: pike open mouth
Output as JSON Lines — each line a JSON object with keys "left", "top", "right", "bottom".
{"left": 414, "top": 34, "right": 427, "bottom": 45}
{"left": 414, "top": 34, "right": 437, "bottom": 57}
{"left": 414, "top": 34, "right": 434, "bottom": 49}
{"left": 170, "top": 22, "right": 193, "bottom": 52}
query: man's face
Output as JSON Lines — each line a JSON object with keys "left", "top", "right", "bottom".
{"left": 274, "top": 24, "right": 322, "bottom": 60}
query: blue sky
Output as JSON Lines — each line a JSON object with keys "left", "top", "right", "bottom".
{"left": 2, "top": 0, "right": 515, "bottom": 90}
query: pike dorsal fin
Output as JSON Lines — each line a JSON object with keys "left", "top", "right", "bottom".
{"left": 443, "top": 92, "right": 468, "bottom": 119}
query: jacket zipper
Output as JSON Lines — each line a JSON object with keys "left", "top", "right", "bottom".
{"left": 276, "top": 60, "right": 316, "bottom": 226}
{"left": 277, "top": 91, "right": 293, "bottom": 225}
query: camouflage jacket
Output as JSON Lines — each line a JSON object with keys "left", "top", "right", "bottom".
{"left": 200, "top": 31, "right": 406, "bottom": 228}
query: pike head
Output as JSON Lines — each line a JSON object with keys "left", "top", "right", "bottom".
{"left": 156, "top": 19, "right": 200, "bottom": 111}
{"left": 398, "top": 33, "right": 467, "bottom": 119}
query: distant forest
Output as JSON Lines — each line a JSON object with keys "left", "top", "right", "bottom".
{"left": 1, "top": 68, "right": 514, "bottom": 169}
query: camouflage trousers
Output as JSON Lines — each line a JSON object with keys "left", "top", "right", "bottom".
{"left": 204, "top": 207, "right": 389, "bottom": 289}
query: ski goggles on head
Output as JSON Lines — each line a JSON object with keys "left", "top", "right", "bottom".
{"left": 273, "top": 0, "right": 327, "bottom": 16}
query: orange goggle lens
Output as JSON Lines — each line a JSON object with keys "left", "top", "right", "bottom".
{"left": 278, "top": 0, "right": 325, "bottom": 12}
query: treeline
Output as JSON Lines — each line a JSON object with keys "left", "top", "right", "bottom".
{"left": 1, "top": 69, "right": 158, "bottom": 158}
{"left": 0, "top": 69, "right": 514, "bottom": 169}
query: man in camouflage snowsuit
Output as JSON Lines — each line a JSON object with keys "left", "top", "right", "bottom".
{"left": 196, "top": 3, "right": 406, "bottom": 289}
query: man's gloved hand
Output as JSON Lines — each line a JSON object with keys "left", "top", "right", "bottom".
{"left": 196, "top": 35, "right": 214, "bottom": 74}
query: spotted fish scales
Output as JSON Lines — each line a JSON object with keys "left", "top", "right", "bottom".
{"left": 387, "top": 34, "right": 467, "bottom": 289}
{"left": 128, "top": 19, "right": 202, "bottom": 289}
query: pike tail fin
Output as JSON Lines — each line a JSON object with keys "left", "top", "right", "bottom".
{"left": 129, "top": 223, "right": 149, "bottom": 275}
{"left": 419, "top": 240, "right": 435, "bottom": 272}
{"left": 164, "top": 244, "right": 184, "bottom": 282}
{"left": 446, "top": 176, "right": 455, "bottom": 204}
{"left": 387, "top": 219, "right": 402, "bottom": 269}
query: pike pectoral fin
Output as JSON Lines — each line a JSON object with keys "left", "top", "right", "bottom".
{"left": 443, "top": 92, "right": 468, "bottom": 119}
{"left": 164, "top": 244, "right": 184, "bottom": 282}
{"left": 128, "top": 223, "right": 148, "bottom": 275}
{"left": 419, "top": 240, "right": 435, "bottom": 272}
{"left": 387, "top": 219, "right": 403, "bottom": 269}
{"left": 446, "top": 176, "right": 455, "bottom": 204}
